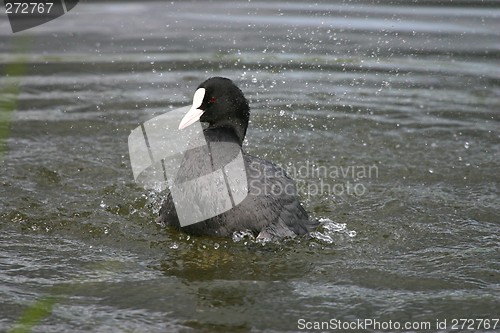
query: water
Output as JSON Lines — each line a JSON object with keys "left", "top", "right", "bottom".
{"left": 1, "top": 1, "right": 499, "bottom": 332}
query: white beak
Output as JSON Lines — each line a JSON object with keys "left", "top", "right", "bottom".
{"left": 178, "top": 88, "right": 206, "bottom": 130}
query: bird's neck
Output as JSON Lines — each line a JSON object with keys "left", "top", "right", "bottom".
{"left": 204, "top": 122, "right": 246, "bottom": 147}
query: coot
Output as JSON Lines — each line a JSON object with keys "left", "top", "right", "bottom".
{"left": 157, "top": 77, "right": 317, "bottom": 240}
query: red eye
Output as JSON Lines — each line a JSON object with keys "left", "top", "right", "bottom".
{"left": 209, "top": 97, "right": 217, "bottom": 104}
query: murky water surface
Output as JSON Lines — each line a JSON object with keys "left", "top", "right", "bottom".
{"left": 1, "top": 1, "right": 499, "bottom": 332}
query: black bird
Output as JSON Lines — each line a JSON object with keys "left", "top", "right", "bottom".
{"left": 157, "top": 77, "right": 317, "bottom": 240}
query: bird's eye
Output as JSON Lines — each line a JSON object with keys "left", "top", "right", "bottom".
{"left": 209, "top": 97, "right": 217, "bottom": 104}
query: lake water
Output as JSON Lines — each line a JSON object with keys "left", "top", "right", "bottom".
{"left": 1, "top": 1, "right": 499, "bottom": 332}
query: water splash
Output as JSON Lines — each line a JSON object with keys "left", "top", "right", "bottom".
{"left": 232, "top": 229, "right": 255, "bottom": 243}
{"left": 229, "top": 218, "right": 356, "bottom": 245}
{"left": 309, "top": 218, "right": 356, "bottom": 244}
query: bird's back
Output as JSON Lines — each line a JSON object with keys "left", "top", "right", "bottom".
{"left": 157, "top": 139, "right": 315, "bottom": 239}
